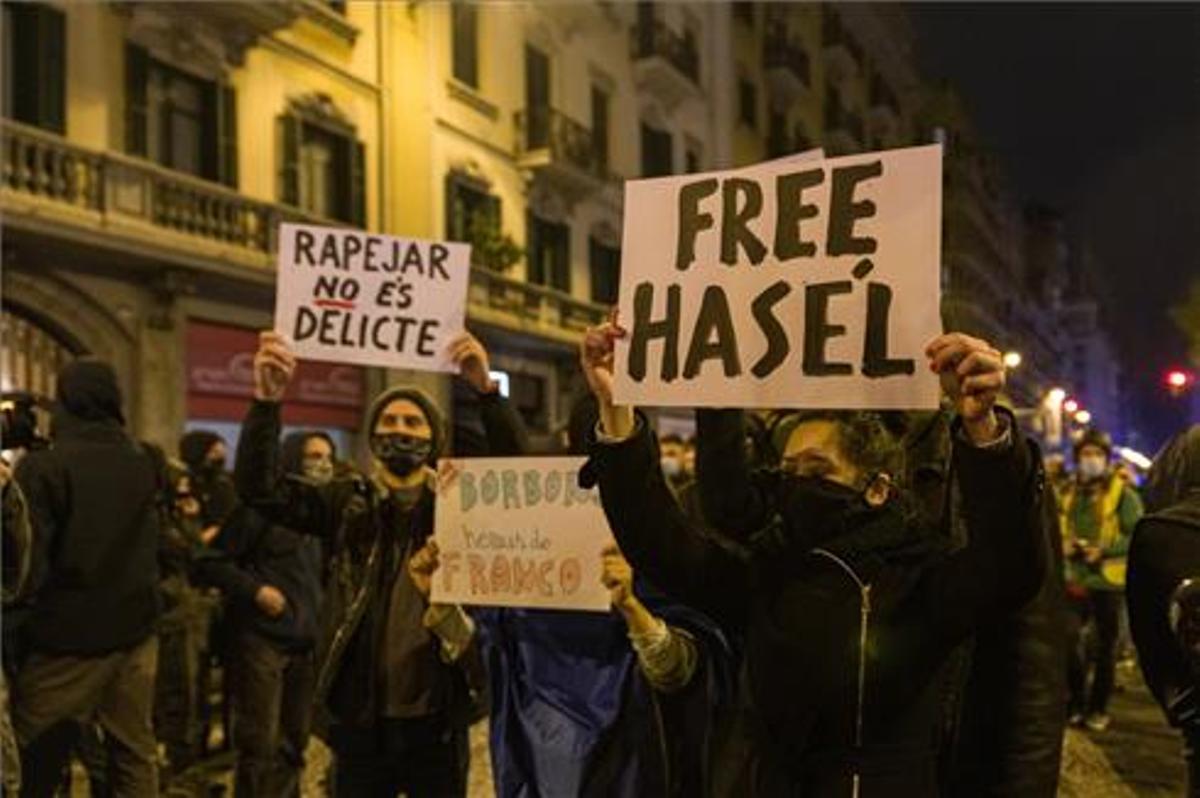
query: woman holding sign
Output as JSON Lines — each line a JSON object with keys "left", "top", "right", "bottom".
{"left": 578, "top": 323, "right": 1047, "bottom": 797}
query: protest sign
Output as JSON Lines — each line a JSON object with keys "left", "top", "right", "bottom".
{"left": 432, "top": 457, "right": 613, "bottom": 612}
{"left": 613, "top": 144, "right": 943, "bottom": 409}
{"left": 274, "top": 223, "right": 470, "bottom": 372}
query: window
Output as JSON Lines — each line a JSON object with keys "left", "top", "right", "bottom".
{"left": 738, "top": 79, "right": 757, "bottom": 129}
{"left": 524, "top": 45, "right": 551, "bottom": 149}
{"left": 451, "top": 2, "right": 478, "bottom": 88}
{"left": 126, "top": 45, "right": 237, "bottom": 186}
{"left": 445, "top": 174, "right": 499, "bottom": 243}
{"left": 527, "top": 213, "right": 570, "bottom": 292}
{"left": 3, "top": 2, "right": 65, "bottom": 133}
{"left": 733, "top": 3, "right": 755, "bottom": 25}
{"left": 794, "top": 123, "right": 812, "bottom": 153}
{"left": 278, "top": 109, "right": 365, "bottom": 226}
{"left": 591, "top": 86, "right": 610, "bottom": 172}
{"left": 685, "top": 148, "right": 700, "bottom": 173}
{"left": 640, "top": 122, "right": 672, "bottom": 177}
{"left": 589, "top": 237, "right": 621, "bottom": 305}
{"left": 767, "top": 110, "right": 788, "bottom": 158}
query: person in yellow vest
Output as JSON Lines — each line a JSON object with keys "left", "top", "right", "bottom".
{"left": 1062, "top": 428, "right": 1144, "bottom": 732}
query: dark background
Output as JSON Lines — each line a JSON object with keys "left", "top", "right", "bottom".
{"left": 909, "top": 2, "right": 1200, "bottom": 451}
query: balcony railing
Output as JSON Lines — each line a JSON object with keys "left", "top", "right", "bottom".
{"left": 824, "top": 100, "right": 865, "bottom": 153}
{"left": 468, "top": 265, "right": 608, "bottom": 345}
{"left": 821, "top": 8, "right": 861, "bottom": 82}
{"left": 1, "top": 118, "right": 331, "bottom": 267}
{"left": 632, "top": 17, "right": 700, "bottom": 83}
{"left": 515, "top": 107, "right": 609, "bottom": 180}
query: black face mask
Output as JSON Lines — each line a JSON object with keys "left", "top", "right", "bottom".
{"left": 203, "top": 458, "right": 227, "bottom": 475}
{"left": 778, "top": 475, "right": 870, "bottom": 550}
{"left": 371, "top": 433, "right": 433, "bottom": 478}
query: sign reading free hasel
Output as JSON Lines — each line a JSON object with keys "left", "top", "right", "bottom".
{"left": 613, "top": 145, "right": 944, "bottom": 409}
{"left": 431, "top": 457, "right": 613, "bottom": 612}
{"left": 274, "top": 223, "right": 470, "bottom": 372}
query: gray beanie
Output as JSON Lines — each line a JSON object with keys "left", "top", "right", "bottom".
{"left": 365, "top": 386, "right": 446, "bottom": 458}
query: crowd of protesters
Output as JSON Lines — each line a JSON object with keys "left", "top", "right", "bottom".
{"left": 1, "top": 323, "right": 1198, "bottom": 797}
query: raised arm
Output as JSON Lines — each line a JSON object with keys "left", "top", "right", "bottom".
{"left": 918, "top": 334, "right": 1047, "bottom": 647}
{"left": 695, "top": 409, "right": 772, "bottom": 537}
{"left": 580, "top": 320, "right": 751, "bottom": 628}
{"left": 447, "top": 332, "right": 530, "bottom": 457}
{"left": 234, "top": 332, "right": 338, "bottom": 537}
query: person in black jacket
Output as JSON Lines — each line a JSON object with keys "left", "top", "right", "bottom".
{"left": 239, "top": 330, "right": 516, "bottom": 798}
{"left": 196, "top": 430, "right": 336, "bottom": 796}
{"left": 1128, "top": 424, "right": 1200, "bottom": 793}
{"left": 179, "top": 429, "right": 237, "bottom": 542}
{"left": 10, "top": 359, "right": 162, "bottom": 797}
{"left": 578, "top": 325, "right": 1046, "bottom": 796}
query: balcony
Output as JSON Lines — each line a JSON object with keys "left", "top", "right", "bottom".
{"left": 868, "top": 76, "right": 902, "bottom": 140}
{"left": 467, "top": 266, "right": 608, "bottom": 348}
{"left": 630, "top": 19, "right": 701, "bottom": 109}
{"left": 821, "top": 9, "right": 861, "bottom": 84}
{"left": 125, "top": 1, "right": 307, "bottom": 64}
{"left": 549, "top": 1, "right": 619, "bottom": 36}
{"left": 514, "top": 107, "right": 613, "bottom": 202}
{"left": 824, "top": 101, "right": 864, "bottom": 155}
{"left": 763, "top": 33, "right": 812, "bottom": 108}
{"left": 1, "top": 118, "right": 329, "bottom": 276}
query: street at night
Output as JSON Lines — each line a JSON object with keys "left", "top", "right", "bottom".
{"left": 2, "top": 1, "right": 1198, "bottom": 796}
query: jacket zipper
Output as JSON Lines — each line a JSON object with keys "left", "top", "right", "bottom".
{"left": 811, "top": 548, "right": 872, "bottom": 798}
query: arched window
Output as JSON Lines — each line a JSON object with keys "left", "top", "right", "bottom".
{"left": 1, "top": 306, "right": 84, "bottom": 396}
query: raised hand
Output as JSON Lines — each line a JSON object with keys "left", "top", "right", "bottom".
{"left": 448, "top": 331, "right": 496, "bottom": 394}
{"left": 408, "top": 539, "right": 441, "bottom": 600}
{"left": 254, "top": 331, "right": 297, "bottom": 402}
{"left": 580, "top": 311, "right": 635, "bottom": 438}
{"left": 600, "top": 543, "right": 636, "bottom": 611}
{"left": 255, "top": 584, "right": 288, "bottom": 618}
{"left": 925, "top": 332, "right": 1005, "bottom": 444}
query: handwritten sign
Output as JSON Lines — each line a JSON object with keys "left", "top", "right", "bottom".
{"left": 432, "top": 457, "right": 612, "bottom": 612}
{"left": 274, "top": 223, "right": 470, "bottom": 372}
{"left": 613, "top": 145, "right": 943, "bottom": 409}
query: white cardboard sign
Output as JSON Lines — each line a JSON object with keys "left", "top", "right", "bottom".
{"left": 613, "top": 145, "right": 943, "bottom": 409}
{"left": 274, "top": 223, "right": 470, "bottom": 372}
{"left": 432, "top": 457, "right": 613, "bottom": 612}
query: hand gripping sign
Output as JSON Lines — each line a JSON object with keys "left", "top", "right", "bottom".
{"left": 613, "top": 145, "right": 943, "bottom": 409}
{"left": 274, "top": 223, "right": 471, "bottom": 372}
{"left": 432, "top": 457, "right": 613, "bottom": 612}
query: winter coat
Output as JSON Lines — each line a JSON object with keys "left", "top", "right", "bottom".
{"left": 587, "top": 410, "right": 1045, "bottom": 797}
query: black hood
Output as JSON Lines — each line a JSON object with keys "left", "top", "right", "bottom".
{"left": 280, "top": 430, "right": 335, "bottom": 477}
{"left": 179, "top": 430, "right": 223, "bottom": 472}
{"left": 56, "top": 358, "right": 124, "bottom": 426}
{"left": 366, "top": 386, "right": 445, "bottom": 458}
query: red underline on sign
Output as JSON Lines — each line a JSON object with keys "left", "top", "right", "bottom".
{"left": 313, "top": 299, "right": 356, "bottom": 310}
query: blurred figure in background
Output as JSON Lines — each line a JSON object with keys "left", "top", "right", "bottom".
{"left": 1062, "top": 428, "right": 1144, "bottom": 732}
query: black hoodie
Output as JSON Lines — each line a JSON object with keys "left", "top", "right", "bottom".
{"left": 14, "top": 359, "right": 162, "bottom": 654}
{"left": 195, "top": 431, "right": 328, "bottom": 652}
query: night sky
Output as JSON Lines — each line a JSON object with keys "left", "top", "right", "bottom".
{"left": 907, "top": 3, "right": 1200, "bottom": 451}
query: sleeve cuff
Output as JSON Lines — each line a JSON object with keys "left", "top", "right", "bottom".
{"left": 424, "top": 603, "right": 476, "bottom": 662}
{"left": 594, "top": 415, "right": 644, "bottom": 445}
{"left": 956, "top": 412, "right": 1013, "bottom": 450}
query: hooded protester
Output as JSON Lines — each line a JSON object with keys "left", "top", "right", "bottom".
{"left": 195, "top": 430, "right": 335, "bottom": 796}
{"left": 1061, "top": 427, "right": 1144, "bottom": 731}
{"left": 10, "top": 358, "right": 163, "bottom": 797}
{"left": 236, "top": 330, "right": 513, "bottom": 797}
{"left": 179, "top": 429, "right": 237, "bottom": 535}
{"left": 579, "top": 326, "right": 1046, "bottom": 796}
{"left": 468, "top": 393, "right": 736, "bottom": 797}
{"left": 1128, "top": 425, "right": 1200, "bottom": 792}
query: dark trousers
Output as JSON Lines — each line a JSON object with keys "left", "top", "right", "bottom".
{"left": 230, "top": 630, "right": 315, "bottom": 798}
{"left": 12, "top": 636, "right": 159, "bottom": 798}
{"left": 1067, "top": 590, "right": 1121, "bottom": 715}
{"left": 329, "top": 716, "right": 468, "bottom": 798}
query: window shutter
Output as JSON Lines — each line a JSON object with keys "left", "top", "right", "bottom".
{"left": 349, "top": 138, "right": 366, "bottom": 227}
{"left": 276, "top": 114, "right": 300, "bottom": 206}
{"left": 125, "top": 44, "right": 149, "bottom": 155}
{"left": 218, "top": 85, "right": 238, "bottom": 188}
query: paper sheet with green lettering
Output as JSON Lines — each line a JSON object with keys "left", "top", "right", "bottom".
{"left": 274, "top": 223, "right": 470, "bottom": 371}
{"left": 432, "top": 457, "right": 614, "bottom": 612}
{"left": 613, "top": 144, "right": 943, "bottom": 409}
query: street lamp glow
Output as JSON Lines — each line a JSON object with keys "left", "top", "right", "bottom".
{"left": 1167, "top": 370, "right": 1189, "bottom": 389}
{"left": 1003, "top": 351, "right": 1022, "bottom": 369}
{"left": 1117, "top": 447, "right": 1152, "bottom": 470}
{"left": 1063, "top": 398, "right": 1079, "bottom": 414}
{"left": 1048, "top": 387, "right": 1066, "bottom": 404}
{"left": 1074, "top": 409, "right": 1092, "bottom": 425}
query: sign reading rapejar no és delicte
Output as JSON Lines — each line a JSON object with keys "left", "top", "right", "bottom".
{"left": 274, "top": 223, "right": 471, "bottom": 372}
{"left": 613, "top": 144, "right": 944, "bottom": 409}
